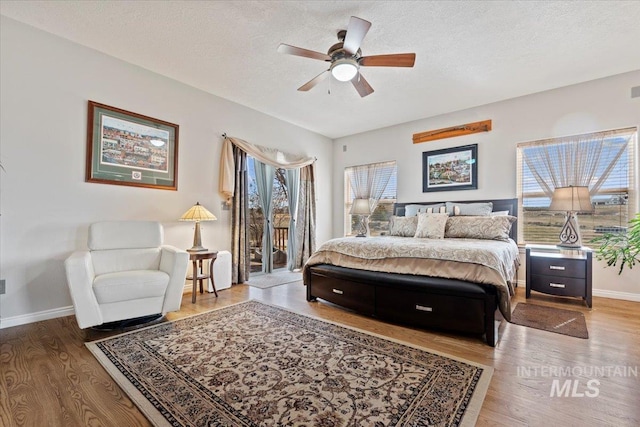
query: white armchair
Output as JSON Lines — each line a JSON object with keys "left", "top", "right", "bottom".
{"left": 64, "top": 221, "right": 189, "bottom": 329}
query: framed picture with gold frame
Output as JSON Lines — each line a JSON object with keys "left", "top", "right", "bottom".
{"left": 86, "top": 101, "right": 179, "bottom": 190}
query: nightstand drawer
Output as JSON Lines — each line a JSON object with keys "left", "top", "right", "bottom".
{"left": 530, "top": 256, "right": 585, "bottom": 278}
{"left": 530, "top": 274, "right": 586, "bottom": 297}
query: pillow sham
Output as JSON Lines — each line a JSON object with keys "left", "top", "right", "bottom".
{"left": 445, "top": 215, "right": 516, "bottom": 241}
{"left": 414, "top": 212, "right": 449, "bottom": 239}
{"left": 404, "top": 203, "right": 446, "bottom": 217}
{"left": 388, "top": 215, "right": 418, "bottom": 237}
{"left": 446, "top": 201, "right": 493, "bottom": 216}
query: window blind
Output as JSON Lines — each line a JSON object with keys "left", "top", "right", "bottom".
{"left": 516, "top": 127, "right": 637, "bottom": 245}
{"left": 344, "top": 160, "right": 397, "bottom": 236}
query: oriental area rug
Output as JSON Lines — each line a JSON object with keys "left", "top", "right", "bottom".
{"left": 87, "top": 300, "right": 492, "bottom": 426}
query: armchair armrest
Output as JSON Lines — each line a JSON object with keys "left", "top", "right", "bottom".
{"left": 159, "top": 245, "right": 190, "bottom": 313}
{"left": 64, "top": 251, "right": 101, "bottom": 329}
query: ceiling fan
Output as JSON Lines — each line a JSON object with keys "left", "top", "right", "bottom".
{"left": 277, "top": 16, "right": 416, "bottom": 97}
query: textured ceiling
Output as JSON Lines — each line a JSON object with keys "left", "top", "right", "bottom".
{"left": 2, "top": 1, "right": 640, "bottom": 139}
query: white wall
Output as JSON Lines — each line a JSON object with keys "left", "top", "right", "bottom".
{"left": 333, "top": 70, "right": 640, "bottom": 297}
{"left": 0, "top": 17, "right": 333, "bottom": 326}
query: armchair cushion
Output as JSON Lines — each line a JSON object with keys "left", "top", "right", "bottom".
{"left": 93, "top": 270, "right": 169, "bottom": 304}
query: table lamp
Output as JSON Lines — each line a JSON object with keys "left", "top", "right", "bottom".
{"left": 549, "top": 186, "right": 593, "bottom": 248}
{"left": 180, "top": 202, "right": 217, "bottom": 252}
{"left": 350, "top": 198, "right": 372, "bottom": 237}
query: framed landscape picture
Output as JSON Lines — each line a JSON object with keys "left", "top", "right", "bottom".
{"left": 422, "top": 144, "right": 478, "bottom": 192}
{"left": 86, "top": 101, "right": 179, "bottom": 190}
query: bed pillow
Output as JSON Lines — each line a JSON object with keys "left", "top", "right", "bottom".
{"left": 388, "top": 215, "right": 418, "bottom": 237}
{"left": 446, "top": 201, "right": 493, "bottom": 216}
{"left": 490, "top": 210, "right": 510, "bottom": 216}
{"left": 403, "top": 203, "right": 446, "bottom": 217}
{"left": 445, "top": 215, "right": 516, "bottom": 241}
{"left": 414, "top": 213, "right": 449, "bottom": 239}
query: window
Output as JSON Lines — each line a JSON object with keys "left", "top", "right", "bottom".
{"left": 516, "top": 127, "right": 637, "bottom": 245}
{"left": 344, "top": 161, "right": 397, "bottom": 236}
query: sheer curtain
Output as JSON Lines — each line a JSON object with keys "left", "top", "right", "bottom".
{"left": 516, "top": 127, "right": 637, "bottom": 244}
{"left": 347, "top": 161, "right": 396, "bottom": 235}
{"left": 285, "top": 168, "right": 300, "bottom": 271}
{"left": 520, "top": 129, "right": 632, "bottom": 197}
{"left": 254, "top": 160, "right": 276, "bottom": 273}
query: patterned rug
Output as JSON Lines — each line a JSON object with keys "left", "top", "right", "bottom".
{"left": 511, "top": 303, "right": 589, "bottom": 339}
{"left": 87, "top": 301, "right": 492, "bottom": 426}
{"left": 245, "top": 270, "right": 303, "bottom": 289}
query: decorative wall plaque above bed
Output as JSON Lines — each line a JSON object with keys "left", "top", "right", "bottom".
{"left": 413, "top": 119, "right": 492, "bottom": 144}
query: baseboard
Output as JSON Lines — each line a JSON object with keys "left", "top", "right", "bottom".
{"left": 592, "top": 289, "right": 640, "bottom": 302}
{"left": 0, "top": 306, "right": 75, "bottom": 329}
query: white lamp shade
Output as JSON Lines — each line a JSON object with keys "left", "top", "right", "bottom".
{"left": 549, "top": 186, "right": 593, "bottom": 213}
{"left": 350, "top": 198, "right": 371, "bottom": 215}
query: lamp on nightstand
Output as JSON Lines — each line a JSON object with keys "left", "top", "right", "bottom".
{"left": 180, "top": 202, "right": 217, "bottom": 252}
{"left": 549, "top": 186, "right": 593, "bottom": 248}
{"left": 350, "top": 198, "right": 371, "bottom": 237}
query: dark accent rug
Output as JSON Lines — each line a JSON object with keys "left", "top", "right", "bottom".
{"left": 87, "top": 300, "right": 492, "bottom": 426}
{"left": 511, "top": 303, "right": 589, "bottom": 339}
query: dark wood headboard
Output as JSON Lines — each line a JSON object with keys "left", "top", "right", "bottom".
{"left": 393, "top": 198, "right": 518, "bottom": 241}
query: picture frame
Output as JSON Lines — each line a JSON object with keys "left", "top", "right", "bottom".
{"left": 422, "top": 144, "right": 478, "bottom": 192}
{"left": 86, "top": 101, "right": 179, "bottom": 190}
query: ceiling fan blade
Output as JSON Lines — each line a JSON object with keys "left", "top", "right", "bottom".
{"left": 277, "top": 44, "right": 331, "bottom": 61}
{"left": 298, "top": 70, "right": 330, "bottom": 91}
{"left": 351, "top": 72, "right": 374, "bottom": 97}
{"left": 359, "top": 53, "right": 416, "bottom": 67}
{"left": 343, "top": 16, "right": 372, "bottom": 55}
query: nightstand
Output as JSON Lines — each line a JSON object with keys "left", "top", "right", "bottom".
{"left": 525, "top": 244, "right": 592, "bottom": 308}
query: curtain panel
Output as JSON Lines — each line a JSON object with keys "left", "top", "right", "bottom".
{"left": 285, "top": 168, "right": 300, "bottom": 271}
{"left": 254, "top": 160, "right": 276, "bottom": 273}
{"left": 219, "top": 135, "right": 317, "bottom": 276}
{"left": 231, "top": 145, "right": 250, "bottom": 284}
{"left": 219, "top": 136, "right": 315, "bottom": 202}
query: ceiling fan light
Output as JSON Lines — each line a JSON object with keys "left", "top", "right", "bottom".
{"left": 331, "top": 60, "right": 358, "bottom": 82}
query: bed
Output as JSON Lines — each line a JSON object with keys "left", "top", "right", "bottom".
{"left": 303, "top": 198, "right": 519, "bottom": 346}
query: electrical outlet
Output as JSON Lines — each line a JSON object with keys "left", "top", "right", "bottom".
{"left": 0, "top": 279, "right": 5, "bottom": 295}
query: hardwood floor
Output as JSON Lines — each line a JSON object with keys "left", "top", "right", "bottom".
{"left": 1, "top": 283, "right": 639, "bottom": 426}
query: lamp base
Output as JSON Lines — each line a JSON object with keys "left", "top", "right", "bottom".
{"left": 557, "top": 212, "right": 583, "bottom": 249}
{"left": 188, "top": 222, "right": 208, "bottom": 252}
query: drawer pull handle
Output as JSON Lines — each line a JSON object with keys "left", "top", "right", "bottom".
{"left": 332, "top": 288, "right": 344, "bottom": 295}
{"left": 549, "top": 265, "right": 566, "bottom": 271}
{"left": 416, "top": 304, "right": 433, "bottom": 312}
{"left": 549, "top": 283, "right": 566, "bottom": 289}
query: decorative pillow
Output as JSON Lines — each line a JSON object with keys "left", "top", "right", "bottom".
{"left": 388, "top": 215, "right": 418, "bottom": 237}
{"left": 414, "top": 213, "right": 449, "bottom": 239}
{"left": 404, "top": 203, "right": 446, "bottom": 217}
{"left": 445, "top": 215, "right": 516, "bottom": 241}
{"left": 446, "top": 201, "right": 493, "bottom": 216}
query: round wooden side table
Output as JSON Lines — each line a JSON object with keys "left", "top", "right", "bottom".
{"left": 187, "top": 250, "right": 218, "bottom": 303}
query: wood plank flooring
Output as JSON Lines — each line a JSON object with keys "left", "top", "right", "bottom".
{"left": 1, "top": 283, "right": 639, "bottom": 426}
